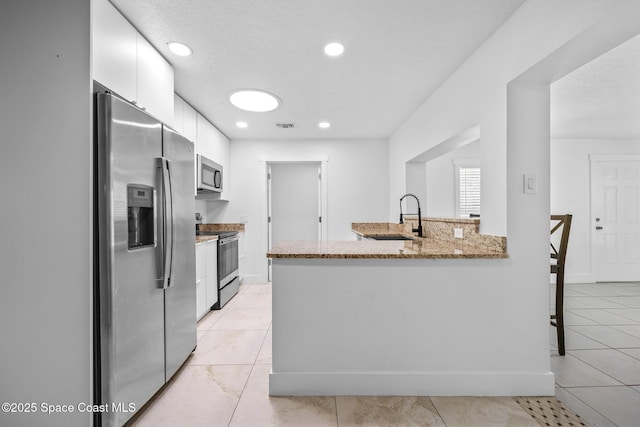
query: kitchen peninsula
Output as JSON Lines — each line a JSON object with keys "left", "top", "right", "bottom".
{"left": 267, "top": 220, "right": 552, "bottom": 397}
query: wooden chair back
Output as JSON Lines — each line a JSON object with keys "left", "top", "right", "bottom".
{"left": 550, "top": 214, "right": 572, "bottom": 355}
{"left": 550, "top": 214, "right": 572, "bottom": 272}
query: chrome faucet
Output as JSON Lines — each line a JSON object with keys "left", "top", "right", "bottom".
{"left": 399, "top": 193, "right": 424, "bottom": 237}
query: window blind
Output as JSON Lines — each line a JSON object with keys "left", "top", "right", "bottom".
{"left": 458, "top": 167, "right": 480, "bottom": 217}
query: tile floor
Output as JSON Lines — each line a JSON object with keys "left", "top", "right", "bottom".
{"left": 551, "top": 282, "right": 640, "bottom": 427}
{"left": 127, "top": 282, "right": 640, "bottom": 427}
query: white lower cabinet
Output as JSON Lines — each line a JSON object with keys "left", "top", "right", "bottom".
{"left": 238, "top": 232, "right": 245, "bottom": 283}
{"left": 195, "top": 240, "right": 219, "bottom": 320}
{"left": 195, "top": 243, "right": 208, "bottom": 320}
{"left": 205, "top": 240, "right": 219, "bottom": 309}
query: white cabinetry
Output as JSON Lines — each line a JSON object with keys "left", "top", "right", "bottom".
{"left": 136, "top": 34, "right": 174, "bottom": 123}
{"left": 174, "top": 94, "right": 199, "bottom": 195}
{"left": 195, "top": 243, "right": 208, "bottom": 320}
{"left": 173, "top": 94, "right": 184, "bottom": 133}
{"left": 238, "top": 232, "right": 245, "bottom": 283}
{"left": 205, "top": 240, "right": 219, "bottom": 309}
{"left": 92, "top": 0, "right": 174, "bottom": 124}
{"left": 93, "top": 0, "right": 137, "bottom": 101}
{"left": 196, "top": 113, "right": 230, "bottom": 199}
{"left": 173, "top": 94, "right": 197, "bottom": 142}
{"left": 195, "top": 239, "right": 219, "bottom": 320}
{"left": 183, "top": 103, "right": 197, "bottom": 143}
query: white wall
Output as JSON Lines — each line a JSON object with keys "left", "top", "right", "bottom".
{"left": 210, "top": 139, "right": 389, "bottom": 283}
{"left": 426, "top": 140, "right": 481, "bottom": 218}
{"left": 0, "top": 1, "right": 92, "bottom": 426}
{"left": 388, "top": 0, "right": 640, "bottom": 395}
{"left": 390, "top": 0, "right": 634, "bottom": 236}
{"left": 551, "top": 138, "right": 640, "bottom": 283}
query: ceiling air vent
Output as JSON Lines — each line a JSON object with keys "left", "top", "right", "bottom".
{"left": 275, "top": 122, "right": 295, "bottom": 129}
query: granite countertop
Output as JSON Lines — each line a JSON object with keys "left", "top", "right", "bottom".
{"left": 267, "top": 239, "right": 508, "bottom": 259}
{"left": 198, "top": 223, "right": 245, "bottom": 232}
{"left": 195, "top": 223, "right": 245, "bottom": 244}
{"left": 267, "top": 220, "right": 508, "bottom": 259}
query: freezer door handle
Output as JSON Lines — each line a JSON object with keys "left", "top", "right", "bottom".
{"left": 157, "top": 157, "right": 175, "bottom": 289}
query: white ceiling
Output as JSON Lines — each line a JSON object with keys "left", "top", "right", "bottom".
{"left": 551, "top": 34, "right": 640, "bottom": 139}
{"left": 108, "top": 0, "right": 639, "bottom": 142}
{"left": 109, "top": 0, "right": 527, "bottom": 140}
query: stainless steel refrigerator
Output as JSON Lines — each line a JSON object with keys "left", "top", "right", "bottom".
{"left": 94, "top": 92, "right": 196, "bottom": 427}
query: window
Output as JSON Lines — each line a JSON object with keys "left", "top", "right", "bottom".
{"left": 455, "top": 161, "right": 480, "bottom": 218}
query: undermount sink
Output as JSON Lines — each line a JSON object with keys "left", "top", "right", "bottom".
{"left": 368, "top": 235, "right": 415, "bottom": 241}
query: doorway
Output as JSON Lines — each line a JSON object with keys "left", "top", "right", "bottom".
{"left": 590, "top": 155, "right": 640, "bottom": 282}
{"left": 268, "top": 162, "right": 322, "bottom": 245}
{"left": 266, "top": 161, "right": 327, "bottom": 281}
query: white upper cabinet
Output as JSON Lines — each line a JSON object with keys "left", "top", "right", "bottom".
{"left": 196, "top": 113, "right": 229, "bottom": 163}
{"left": 173, "top": 93, "right": 185, "bottom": 134}
{"left": 183, "top": 102, "right": 197, "bottom": 143}
{"left": 196, "top": 113, "right": 230, "bottom": 199}
{"left": 93, "top": 0, "right": 174, "bottom": 124}
{"left": 93, "top": 0, "right": 137, "bottom": 102}
{"left": 136, "top": 34, "right": 174, "bottom": 124}
{"left": 175, "top": 94, "right": 197, "bottom": 142}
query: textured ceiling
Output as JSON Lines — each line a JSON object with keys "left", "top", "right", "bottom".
{"left": 551, "top": 34, "right": 640, "bottom": 139}
{"left": 108, "top": 0, "right": 527, "bottom": 139}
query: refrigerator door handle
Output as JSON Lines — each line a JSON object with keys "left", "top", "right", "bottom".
{"left": 157, "top": 157, "right": 174, "bottom": 289}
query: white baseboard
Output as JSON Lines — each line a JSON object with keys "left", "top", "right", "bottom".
{"left": 269, "top": 371, "right": 555, "bottom": 397}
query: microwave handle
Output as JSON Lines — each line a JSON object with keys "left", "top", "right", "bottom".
{"left": 156, "top": 157, "right": 174, "bottom": 289}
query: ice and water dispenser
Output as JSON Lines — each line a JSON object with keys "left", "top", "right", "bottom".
{"left": 127, "top": 184, "right": 154, "bottom": 249}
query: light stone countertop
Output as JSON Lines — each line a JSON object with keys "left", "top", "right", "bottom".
{"left": 196, "top": 223, "right": 245, "bottom": 244}
{"left": 268, "top": 220, "right": 508, "bottom": 259}
{"left": 267, "top": 238, "right": 508, "bottom": 259}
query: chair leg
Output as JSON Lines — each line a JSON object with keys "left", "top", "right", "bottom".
{"left": 555, "top": 269, "right": 565, "bottom": 355}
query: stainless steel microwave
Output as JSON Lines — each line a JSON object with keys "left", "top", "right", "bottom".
{"left": 197, "top": 155, "right": 222, "bottom": 193}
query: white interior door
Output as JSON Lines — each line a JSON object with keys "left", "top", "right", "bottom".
{"left": 269, "top": 163, "right": 321, "bottom": 248}
{"left": 592, "top": 159, "right": 640, "bottom": 281}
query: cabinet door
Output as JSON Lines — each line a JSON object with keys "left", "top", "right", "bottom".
{"left": 136, "top": 34, "right": 174, "bottom": 124}
{"left": 92, "top": 0, "right": 137, "bottom": 102}
{"left": 173, "top": 93, "right": 185, "bottom": 134}
{"left": 205, "top": 241, "right": 218, "bottom": 308}
{"left": 196, "top": 113, "right": 216, "bottom": 160}
{"left": 238, "top": 232, "right": 245, "bottom": 283}
{"left": 196, "top": 114, "right": 230, "bottom": 198}
{"left": 195, "top": 243, "right": 208, "bottom": 319}
{"left": 183, "top": 102, "right": 198, "bottom": 143}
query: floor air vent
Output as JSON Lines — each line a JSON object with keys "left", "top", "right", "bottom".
{"left": 275, "top": 123, "right": 295, "bottom": 129}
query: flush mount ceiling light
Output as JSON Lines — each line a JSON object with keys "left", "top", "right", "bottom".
{"left": 229, "top": 89, "right": 281, "bottom": 112}
{"left": 167, "top": 41, "right": 192, "bottom": 57}
{"left": 324, "top": 42, "right": 344, "bottom": 57}
{"left": 236, "top": 121, "right": 248, "bottom": 128}
{"left": 318, "top": 121, "right": 331, "bottom": 129}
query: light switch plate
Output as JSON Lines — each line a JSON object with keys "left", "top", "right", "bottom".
{"left": 523, "top": 174, "right": 537, "bottom": 194}
{"left": 454, "top": 228, "right": 464, "bottom": 239}
{"left": 240, "top": 214, "right": 249, "bottom": 223}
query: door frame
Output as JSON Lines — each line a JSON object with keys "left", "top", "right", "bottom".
{"left": 589, "top": 154, "right": 640, "bottom": 282}
{"left": 259, "top": 156, "right": 329, "bottom": 282}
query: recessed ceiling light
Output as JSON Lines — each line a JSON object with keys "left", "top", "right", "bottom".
{"left": 318, "top": 121, "right": 331, "bottom": 129}
{"left": 167, "top": 41, "right": 192, "bottom": 56}
{"left": 324, "top": 42, "right": 344, "bottom": 57}
{"left": 229, "top": 89, "right": 281, "bottom": 112}
{"left": 236, "top": 121, "right": 248, "bottom": 128}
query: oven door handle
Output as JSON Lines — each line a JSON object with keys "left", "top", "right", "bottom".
{"left": 219, "top": 235, "right": 239, "bottom": 245}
